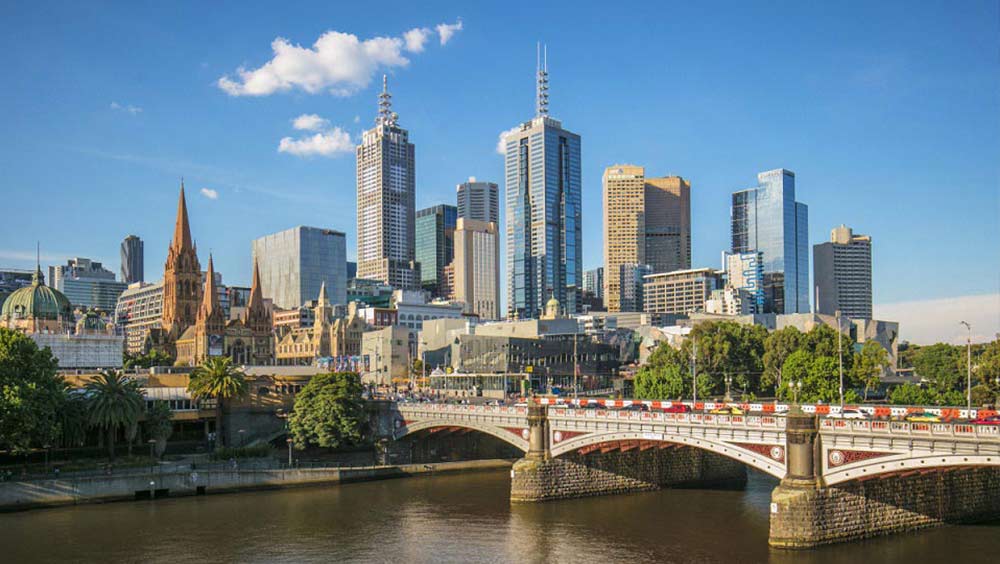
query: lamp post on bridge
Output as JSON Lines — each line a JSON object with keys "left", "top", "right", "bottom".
{"left": 837, "top": 310, "right": 844, "bottom": 409}
{"left": 960, "top": 321, "right": 972, "bottom": 412}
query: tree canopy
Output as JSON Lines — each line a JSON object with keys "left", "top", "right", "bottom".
{"left": 289, "top": 372, "right": 366, "bottom": 450}
{"left": 85, "top": 370, "right": 145, "bottom": 460}
{"left": 188, "top": 357, "right": 248, "bottom": 447}
{"left": 0, "top": 328, "right": 66, "bottom": 454}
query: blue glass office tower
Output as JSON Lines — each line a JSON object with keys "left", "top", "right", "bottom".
{"left": 415, "top": 204, "right": 457, "bottom": 296}
{"left": 503, "top": 47, "right": 582, "bottom": 318}
{"left": 731, "top": 169, "right": 809, "bottom": 314}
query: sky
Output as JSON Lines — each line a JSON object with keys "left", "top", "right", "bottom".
{"left": 1, "top": 1, "right": 997, "bottom": 344}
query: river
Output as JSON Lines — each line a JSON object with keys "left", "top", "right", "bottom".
{"left": 2, "top": 469, "right": 997, "bottom": 563}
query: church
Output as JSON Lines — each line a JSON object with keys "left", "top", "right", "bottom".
{"left": 160, "top": 184, "right": 273, "bottom": 366}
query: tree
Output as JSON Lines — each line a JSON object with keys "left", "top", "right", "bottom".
{"left": 970, "top": 384, "right": 993, "bottom": 408}
{"left": 889, "top": 383, "right": 932, "bottom": 406}
{"left": 0, "top": 328, "right": 66, "bottom": 454}
{"left": 124, "top": 349, "right": 174, "bottom": 369}
{"left": 58, "top": 393, "right": 89, "bottom": 448}
{"left": 85, "top": 370, "right": 145, "bottom": 461}
{"left": 976, "top": 338, "right": 1000, "bottom": 396}
{"left": 853, "top": 340, "right": 890, "bottom": 401}
{"left": 776, "top": 350, "right": 850, "bottom": 404}
{"left": 145, "top": 400, "right": 174, "bottom": 458}
{"left": 688, "top": 321, "right": 766, "bottom": 398}
{"left": 289, "top": 372, "right": 366, "bottom": 450}
{"left": 635, "top": 363, "right": 686, "bottom": 400}
{"left": 187, "top": 357, "right": 248, "bottom": 448}
{"left": 762, "top": 327, "right": 803, "bottom": 393}
{"left": 912, "top": 343, "right": 962, "bottom": 393}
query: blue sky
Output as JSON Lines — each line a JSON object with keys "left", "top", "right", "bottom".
{"left": 1, "top": 1, "right": 997, "bottom": 343}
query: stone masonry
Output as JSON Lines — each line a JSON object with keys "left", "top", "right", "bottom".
{"left": 770, "top": 466, "right": 1000, "bottom": 548}
{"left": 511, "top": 445, "right": 747, "bottom": 502}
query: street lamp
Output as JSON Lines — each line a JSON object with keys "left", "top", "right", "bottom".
{"left": 791, "top": 380, "right": 803, "bottom": 409}
{"left": 724, "top": 374, "right": 733, "bottom": 402}
{"left": 836, "top": 310, "right": 844, "bottom": 409}
{"left": 691, "top": 333, "right": 698, "bottom": 404}
{"left": 960, "top": 321, "right": 972, "bottom": 411}
{"left": 147, "top": 439, "right": 157, "bottom": 472}
{"left": 286, "top": 438, "right": 294, "bottom": 467}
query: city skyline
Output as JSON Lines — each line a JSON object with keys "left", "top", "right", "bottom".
{"left": 1, "top": 2, "right": 997, "bottom": 343}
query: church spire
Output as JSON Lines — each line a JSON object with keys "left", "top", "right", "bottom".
{"left": 198, "top": 253, "right": 219, "bottom": 320}
{"left": 244, "top": 258, "right": 265, "bottom": 321}
{"left": 32, "top": 242, "right": 43, "bottom": 285}
{"left": 172, "top": 181, "right": 193, "bottom": 252}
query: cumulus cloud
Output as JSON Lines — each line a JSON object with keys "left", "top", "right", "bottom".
{"left": 292, "top": 113, "right": 331, "bottom": 131}
{"left": 403, "top": 27, "right": 432, "bottom": 53}
{"left": 496, "top": 126, "right": 520, "bottom": 154}
{"left": 199, "top": 188, "right": 219, "bottom": 200}
{"left": 436, "top": 20, "right": 463, "bottom": 45}
{"left": 218, "top": 21, "right": 463, "bottom": 97}
{"left": 874, "top": 293, "right": 1000, "bottom": 345}
{"left": 110, "top": 101, "right": 142, "bottom": 115}
{"left": 278, "top": 128, "right": 353, "bottom": 158}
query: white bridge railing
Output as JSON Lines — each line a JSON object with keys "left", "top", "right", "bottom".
{"left": 820, "top": 417, "right": 1000, "bottom": 439}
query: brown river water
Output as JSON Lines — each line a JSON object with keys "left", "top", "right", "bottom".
{"left": 1, "top": 470, "right": 998, "bottom": 563}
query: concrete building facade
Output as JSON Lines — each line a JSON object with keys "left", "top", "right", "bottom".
{"left": 643, "top": 268, "right": 724, "bottom": 315}
{"left": 49, "top": 257, "right": 127, "bottom": 313}
{"left": 453, "top": 218, "right": 500, "bottom": 320}
{"left": 456, "top": 178, "right": 499, "bottom": 224}
{"left": 602, "top": 165, "right": 690, "bottom": 312}
{"left": 813, "top": 224, "right": 873, "bottom": 320}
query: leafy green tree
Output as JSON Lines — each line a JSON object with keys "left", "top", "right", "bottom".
{"left": 776, "top": 350, "right": 850, "bottom": 404}
{"left": 85, "top": 370, "right": 145, "bottom": 461}
{"left": 688, "top": 321, "right": 766, "bottom": 398}
{"left": 635, "top": 363, "right": 686, "bottom": 400}
{"left": 145, "top": 400, "right": 174, "bottom": 458}
{"left": 0, "top": 328, "right": 66, "bottom": 454}
{"left": 889, "top": 383, "right": 932, "bottom": 406}
{"left": 853, "top": 340, "right": 890, "bottom": 400}
{"left": 187, "top": 357, "right": 248, "bottom": 447}
{"left": 289, "top": 372, "right": 366, "bottom": 449}
{"left": 762, "top": 327, "right": 803, "bottom": 393}
{"left": 123, "top": 350, "right": 174, "bottom": 369}
{"left": 970, "top": 384, "right": 993, "bottom": 407}
{"left": 912, "top": 343, "right": 962, "bottom": 393}
{"left": 976, "top": 338, "right": 1000, "bottom": 396}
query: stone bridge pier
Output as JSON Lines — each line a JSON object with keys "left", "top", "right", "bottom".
{"left": 510, "top": 405, "right": 748, "bottom": 502}
{"left": 770, "top": 410, "right": 1000, "bottom": 548}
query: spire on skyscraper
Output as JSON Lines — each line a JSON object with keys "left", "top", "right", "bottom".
{"left": 377, "top": 74, "right": 397, "bottom": 126}
{"left": 536, "top": 43, "right": 549, "bottom": 118}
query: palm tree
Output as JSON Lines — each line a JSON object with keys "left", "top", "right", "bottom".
{"left": 85, "top": 370, "right": 145, "bottom": 461}
{"left": 188, "top": 357, "right": 248, "bottom": 448}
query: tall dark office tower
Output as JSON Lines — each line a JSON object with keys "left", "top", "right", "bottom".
{"left": 120, "top": 235, "right": 144, "bottom": 284}
{"left": 503, "top": 45, "right": 582, "bottom": 318}
{"left": 415, "top": 204, "right": 457, "bottom": 297}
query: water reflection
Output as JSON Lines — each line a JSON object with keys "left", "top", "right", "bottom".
{"left": 1, "top": 470, "right": 997, "bottom": 563}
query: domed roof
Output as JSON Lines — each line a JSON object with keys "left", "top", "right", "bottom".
{"left": 0, "top": 268, "right": 73, "bottom": 322}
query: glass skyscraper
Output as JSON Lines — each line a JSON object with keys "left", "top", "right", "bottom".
{"left": 251, "top": 226, "right": 347, "bottom": 309}
{"left": 120, "top": 235, "right": 143, "bottom": 284}
{"left": 731, "top": 169, "right": 809, "bottom": 314}
{"left": 415, "top": 204, "right": 457, "bottom": 296}
{"left": 504, "top": 48, "right": 582, "bottom": 318}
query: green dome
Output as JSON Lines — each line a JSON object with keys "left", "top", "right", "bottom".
{"left": 0, "top": 269, "right": 73, "bottom": 321}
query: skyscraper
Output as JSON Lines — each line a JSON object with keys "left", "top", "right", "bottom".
{"left": 813, "top": 225, "right": 873, "bottom": 320}
{"left": 602, "top": 165, "right": 690, "bottom": 311}
{"left": 251, "top": 226, "right": 347, "bottom": 310}
{"left": 356, "top": 75, "right": 419, "bottom": 290}
{"left": 415, "top": 204, "right": 457, "bottom": 296}
{"left": 723, "top": 251, "right": 764, "bottom": 313}
{"left": 120, "top": 235, "right": 143, "bottom": 284}
{"left": 583, "top": 267, "right": 604, "bottom": 299}
{"left": 504, "top": 46, "right": 582, "bottom": 318}
{"left": 454, "top": 218, "right": 500, "bottom": 320}
{"left": 49, "top": 257, "right": 126, "bottom": 312}
{"left": 731, "top": 168, "right": 809, "bottom": 314}
{"left": 457, "top": 178, "right": 499, "bottom": 224}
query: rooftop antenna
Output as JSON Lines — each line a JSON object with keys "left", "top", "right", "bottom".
{"left": 377, "top": 74, "right": 395, "bottom": 126}
{"left": 536, "top": 43, "right": 549, "bottom": 118}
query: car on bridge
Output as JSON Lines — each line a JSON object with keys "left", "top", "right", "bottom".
{"left": 903, "top": 411, "right": 941, "bottom": 423}
{"left": 661, "top": 404, "right": 692, "bottom": 414}
{"left": 972, "top": 415, "right": 1000, "bottom": 425}
{"left": 708, "top": 406, "right": 744, "bottom": 416}
{"left": 827, "top": 408, "right": 869, "bottom": 420}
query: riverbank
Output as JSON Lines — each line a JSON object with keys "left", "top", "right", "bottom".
{"left": 0, "top": 458, "right": 515, "bottom": 512}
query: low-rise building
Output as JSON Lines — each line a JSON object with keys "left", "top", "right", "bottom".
{"left": 643, "top": 268, "right": 724, "bottom": 315}
{"left": 114, "top": 280, "right": 165, "bottom": 354}
{"left": 361, "top": 325, "right": 415, "bottom": 386}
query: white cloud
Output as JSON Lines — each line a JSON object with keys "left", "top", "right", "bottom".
{"left": 200, "top": 188, "right": 219, "bottom": 200}
{"left": 292, "top": 113, "right": 331, "bottom": 131}
{"left": 218, "top": 21, "right": 463, "bottom": 97}
{"left": 110, "top": 101, "right": 142, "bottom": 115}
{"left": 436, "top": 20, "right": 463, "bottom": 45}
{"left": 874, "top": 294, "right": 1000, "bottom": 345}
{"left": 403, "top": 27, "right": 432, "bottom": 53}
{"left": 353, "top": 115, "right": 361, "bottom": 123}
{"left": 496, "top": 126, "right": 520, "bottom": 154}
{"left": 278, "top": 128, "right": 353, "bottom": 158}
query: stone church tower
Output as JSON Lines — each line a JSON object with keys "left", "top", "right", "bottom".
{"left": 162, "top": 183, "right": 202, "bottom": 340}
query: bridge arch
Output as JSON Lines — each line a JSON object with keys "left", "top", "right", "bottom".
{"left": 394, "top": 419, "right": 529, "bottom": 453}
{"left": 823, "top": 453, "right": 1000, "bottom": 485}
{"left": 549, "top": 430, "right": 787, "bottom": 479}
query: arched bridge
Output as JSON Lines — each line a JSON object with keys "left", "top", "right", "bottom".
{"left": 393, "top": 403, "right": 1000, "bottom": 485}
